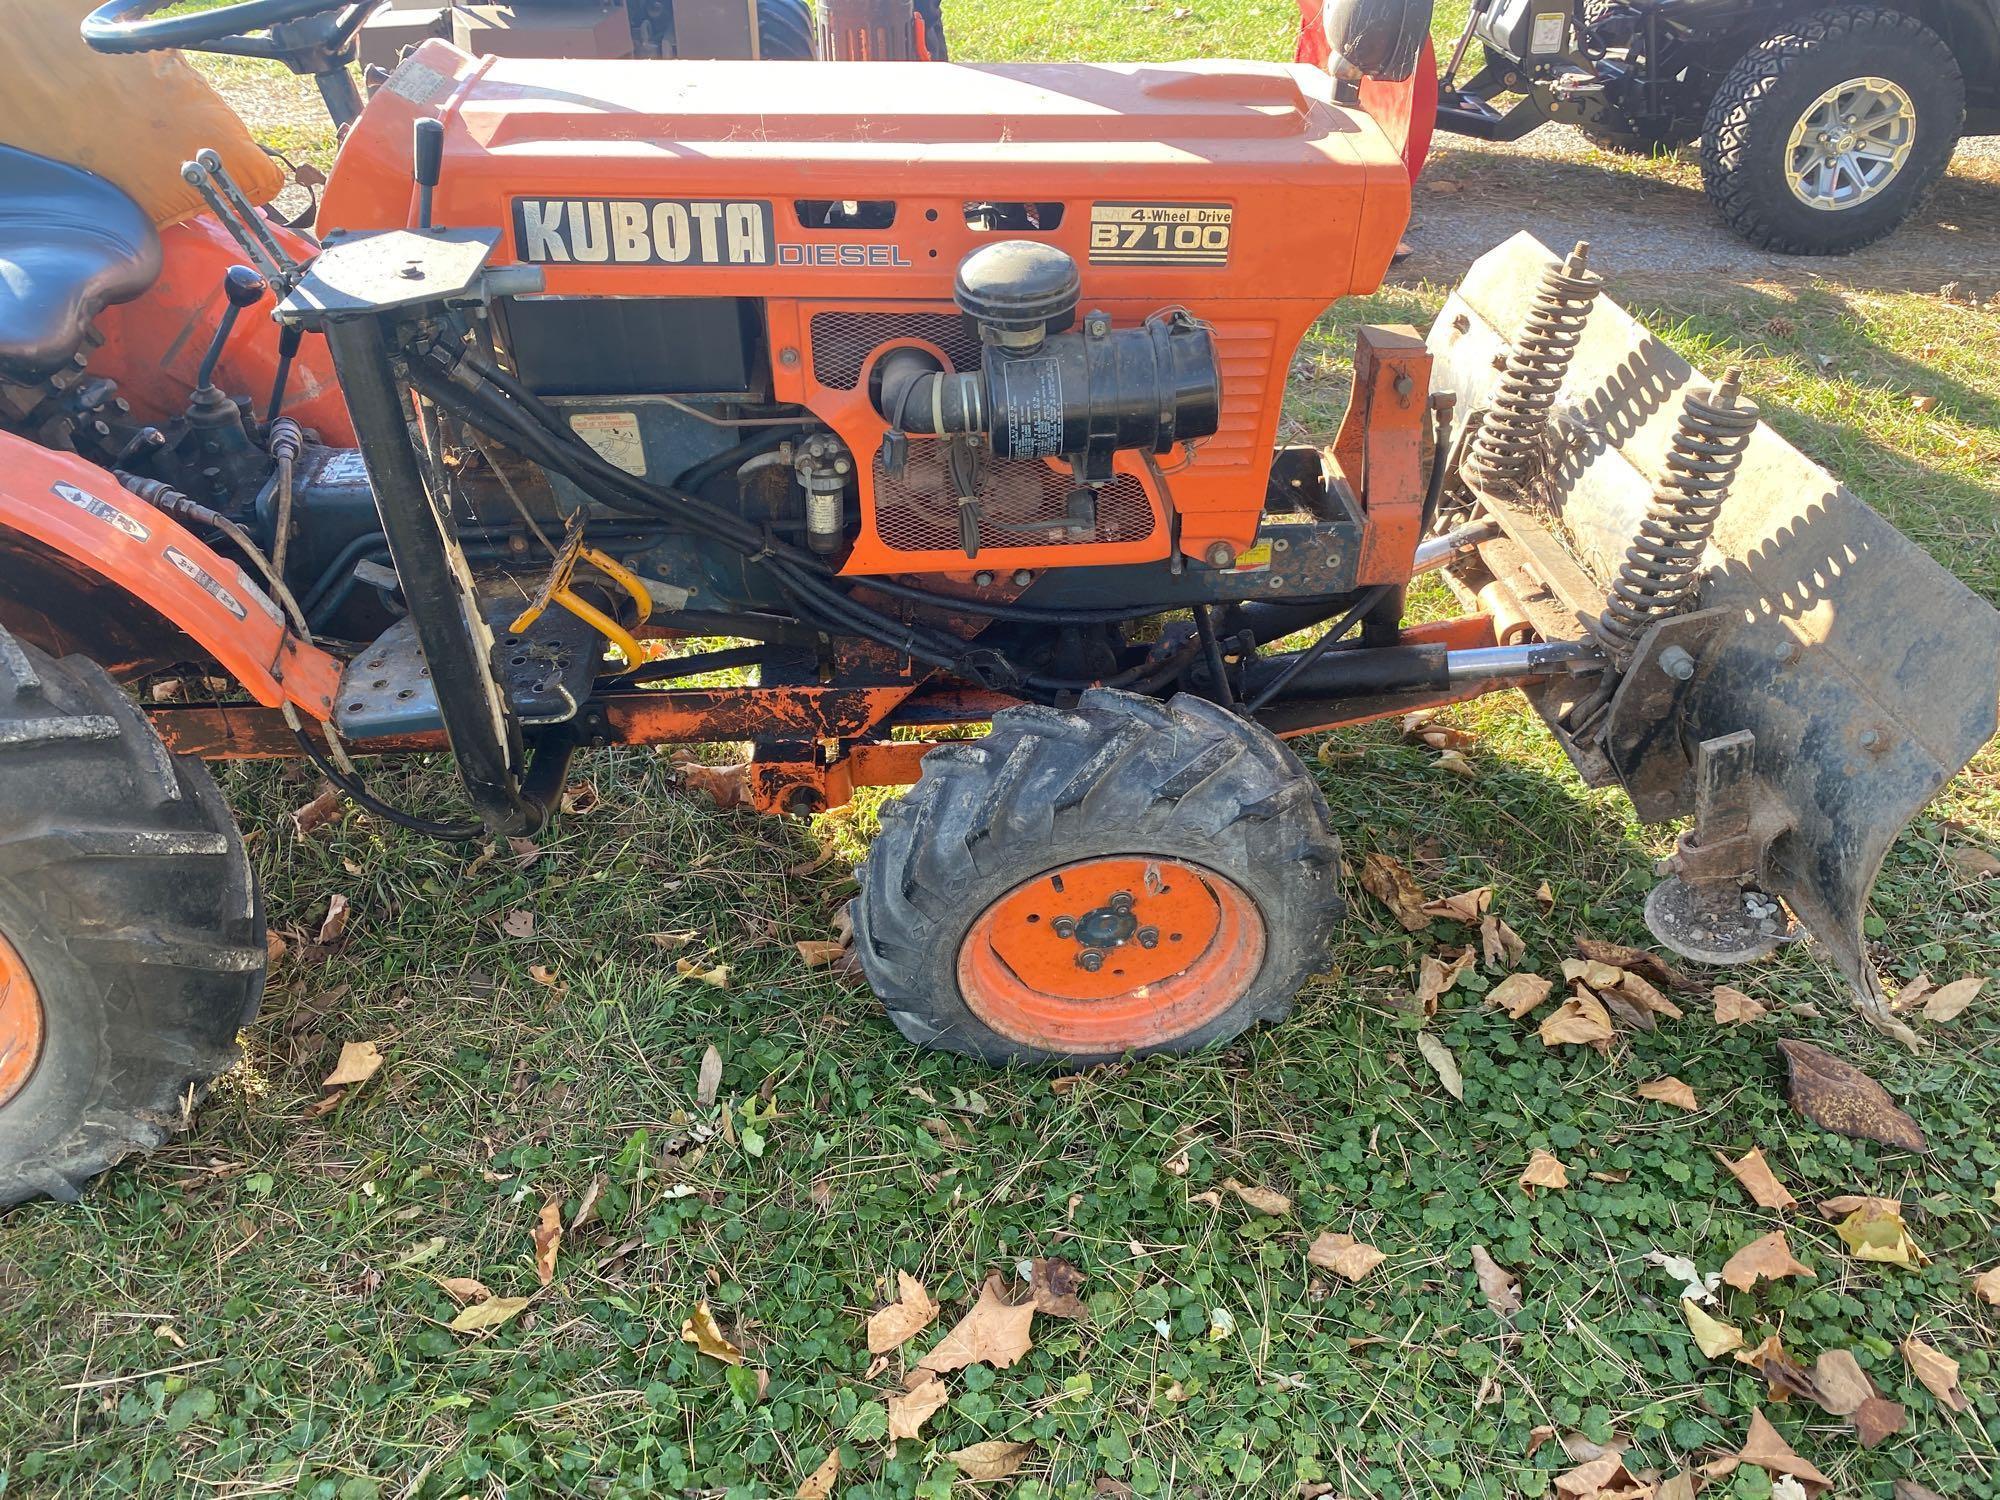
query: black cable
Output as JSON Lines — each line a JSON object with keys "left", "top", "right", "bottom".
{"left": 291, "top": 728, "right": 483, "bottom": 842}
{"left": 1193, "top": 604, "right": 1235, "bottom": 707}
{"left": 607, "top": 644, "right": 782, "bottom": 687}
{"left": 1242, "top": 587, "right": 1391, "bottom": 714}
{"left": 673, "top": 426, "right": 800, "bottom": 493}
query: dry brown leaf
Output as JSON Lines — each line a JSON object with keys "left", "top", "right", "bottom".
{"left": 1819, "top": 1192, "right": 1902, "bottom": 1219}
{"left": 1735, "top": 1333, "right": 1820, "bottom": 1405}
{"left": 291, "top": 787, "right": 341, "bottom": 837}
{"left": 531, "top": 1199, "right": 561, "bottom": 1287}
{"left": 886, "top": 1374, "right": 949, "bottom": 1441}
{"left": 1683, "top": 1298, "right": 1744, "bottom": 1358}
{"left": 915, "top": 1273, "right": 1035, "bottom": 1376}
{"left": 1972, "top": 1265, "right": 2000, "bottom": 1305}
{"left": 1359, "top": 852, "right": 1432, "bottom": 932}
{"left": 1717, "top": 1148, "right": 1798, "bottom": 1211}
{"left": 796, "top": 1449, "right": 841, "bottom": 1500}
{"left": 447, "top": 1295, "right": 531, "bottom": 1333}
{"left": 1488, "top": 972, "right": 1552, "bottom": 1019}
{"left": 1420, "top": 886, "right": 1492, "bottom": 923}
{"left": 647, "top": 930, "right": 699, "bottom": 952}
{"left": 527, "top": 964, "right": 563, "bottom": 990}
{"left": 500, "top": 908, "right": 536, "bottom": 939}
{"left": 1222, "top": 1178, "right": 1291, "bottom": 1215}
{"left": 1721, "top": 1231, "right": 1815, "bottom": 1292}
{"left": 1539, "top": 988, "right": 1614, "bottom": 1047}
{"left": 1415, "top": 1031, "right": 1463, "bottom": 1100}
{"left": 1657, "top": 1474, "right": 1695, "bottom": 1500}
{"left": 438, "top": 1276, "right": 491, "bottom": 1305}
{"left": 1519, "top": 1150, "right": 1570, "bottom": 1192}
{"left": 1902, "top": 1335, "right": 1968, "bottom": 1412}
{"left": 868, "top": 1270, "right": 940, "bottom": 1353}
{"left": 1738, "top": 1409, "right": 1830, "bottom": 1491}
{"left": 1551, "top": 1453, "right": 1632, "bottom": 1499}
{"left": 1922, "top": 975, "right": 1985, "bottom": 1022}
{"left": 696, "top": 1044, "right": 723, "bottom": 1108}
{"left": 322, "top": 1040, "right": 383, "bottom": 1090}
{"left": 946, "top": 1440, "right": 1032, "bottom": 1482}
{"left": 1480, "top": 914, "right": 1526, "bottom": 969}
{"left": 681, "top": 1300, "right": 745, "bottom": 1365}
{"left": 1890, "top": 973, "right": 1934, "bottom": 1013}
{"left": 1526, "top": 1425, "right": 1557, "bottom": 1459}
{"left": 1433, "top": 747, "right": 1477, "bottom": 778}
{"left": 1778, "top": 1040, "right": 1928, "bottom": 1151}
{"left": 1851, "top": 1395, "right": 1906, "bottom": 1448}
{"left": 1029, "top": 1257, "right": 1086, "bottom": 1319}
{"left": 1945, "top": 843, "right": 2000, "bottom": 878}
{"left": 1637, "top": 1077, "right": 1698, "bottom": 1112}
{"left": 1836, "top": 1202, "right": 1927, "bottom": 1266}
{"left": 1893, "top": 1483, "right": 1950, "bottom": 1500}
{"left": 1615, "top": 970, "right": 1683, "bottom": 1020}
{"left": 570, "top": 1174, "right": 606, "bottom": 1233}
{"left": 1713, "top": 985, "right": 1766, "bottom": 1024}
{"left": 1810, "top": 1350, "right": 1875, "bottom": 1416}
{"left": 674, "top": 756, "right": 748, "bottom": 810}
{"left": 1562, "top": 957, "right": 1626, "bottom": 989}
{"left": 1470, "top": 1244, "right": 1521, "bottom": 1317}
{"left": 1575, "top": 937, "right": 1689, "bottom": 990}
{"left": 796, "top": 939, "right": 847, "bottom": 968}
{"left": 313, "top": 893, "right": 351, "bottom": 950}
{"left": 1535, "top": 880, "right": 1556, "bottom": 914}
{"left": 1307, "top": 1231, "right": 1386, "bottom": 1282}
{"left": 1412, "top": 947, "right": 1476, "bottom": 1016}
{"left": 559, "top": 779, "right": 602, "bottom": 816}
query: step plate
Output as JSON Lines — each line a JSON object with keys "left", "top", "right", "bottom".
{"left": 334, "top": 600, "right": 604, "bottom": 740}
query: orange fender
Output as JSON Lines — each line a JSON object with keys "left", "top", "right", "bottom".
{"left": 0, "top": 434, "right": 341, "bottom": 720}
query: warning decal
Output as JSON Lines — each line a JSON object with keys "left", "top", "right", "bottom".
{"left": 1088, "top": 203, "right": 1232, "bottom": 267}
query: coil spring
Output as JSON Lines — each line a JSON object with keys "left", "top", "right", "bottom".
{"left": 1463, "top": 241, "right": 1603, "bottom": 494}
{"left": 1598, "top": 369, "right": 1759, "bottom": 657}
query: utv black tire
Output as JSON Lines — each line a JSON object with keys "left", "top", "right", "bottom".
{"left": 1700, "top": 6, "right": 1964, "bottom": 255}
{"left": 0, "top": 627, "right": 263, "bottom": 1209}
{"left": 853, "top": 689, "right": 1343, "bottom": 1066}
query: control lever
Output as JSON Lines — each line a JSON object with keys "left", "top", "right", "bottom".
{"left": 179, "top": 151, "right": 299, "bottom": 288}
{"left": 413, "top": 118, "right": 445, "bottom": 230}
{"left": 195, "top": 266, "right": 269, "bottom": 395}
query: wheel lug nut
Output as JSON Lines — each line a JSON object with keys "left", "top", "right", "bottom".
{"left": 1108, "top": 892, "right": 1134, "bottom": 914}
{"left": 1051, "top": 917, "right": 1076, "bottom": 939}
{"left": 1136, "top": 926, "right": 1159, "bottom": 949}
{"left": 1076, "top": 949, "right": 1104, "bottom": 972}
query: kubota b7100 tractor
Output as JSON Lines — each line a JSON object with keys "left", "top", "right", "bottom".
{"left": 0, "top": 0, "right": 1994, "bottom": 1207}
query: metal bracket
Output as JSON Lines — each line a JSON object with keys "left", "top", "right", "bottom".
{"left": 1598, "top": 607, "right": 1730, "bottom": 823}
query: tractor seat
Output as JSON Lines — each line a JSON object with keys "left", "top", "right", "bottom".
{"left": 0, "top": 147, "right": 162, "bottom": 387}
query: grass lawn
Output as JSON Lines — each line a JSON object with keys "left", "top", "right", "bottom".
{"left": 2, "top": 5, "right": 1998, "bottom": 1498}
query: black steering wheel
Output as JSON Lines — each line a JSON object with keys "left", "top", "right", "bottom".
{"left": 82, "top": 1, "right": 380, "bottom": 127}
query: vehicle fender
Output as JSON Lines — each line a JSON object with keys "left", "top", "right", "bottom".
{"left": 0, "top": 434, "right": 340, "bottom": 720}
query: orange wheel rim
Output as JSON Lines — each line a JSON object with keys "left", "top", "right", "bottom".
{"left": 0, "top": 929, "right": 44, "bottom": 1110}
{"left": 957, "top": 856, "right": 1266, "bottom": 1053}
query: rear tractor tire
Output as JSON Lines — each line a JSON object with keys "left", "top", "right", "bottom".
{"left": 854, "top": 690, "right": 1343, "bottom": 1065}
{"left": 0, "top": 626, "right": 263, "bottom": 1209}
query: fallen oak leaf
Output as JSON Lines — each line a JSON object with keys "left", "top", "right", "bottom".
{"left": 1902, "top": 1335, "right": 1968, "bottom": 1412}
{"left": 1713, "top": 985, "right": 1766, "bottom": 1023}
{"left": 1469, "top": 1244, "right": 1521, "bottom": 1317}
{"left": 914, "top": 1272, "right": 1034, "bottom": 1377}
{"left": 1777, "top": 1039, "right": 1928, "bottom": 1151}
{"left": 1419, "top": 886, "right": 1491, "bottom": 923}
{"left": 682, "top": 1300, "right": 745, "bottom": 1365}
{"left": 1487, "top": 971, "right": 1552, "bottom": 1019}
{"left": 796, "top": 1449, "right": 841, "bottom": 1500}
{"left": 1415, "top": 1031, "right": 1463, "bottom": 1100}
{"left": 447, "top": 1295, "right": 532, "bottom": 1333}
{"left": 1222, "top": 1177, "right": 1291, "bottom": 1215}
{"left": 886, "top": 1374, "right": 949, "bottom": 1441}
{"left": 1359, "top": 852, "right": 1432, "bottom": 932}
{"left": 532, "top": 1198, "right": 562, "bottom": 1287}
{"left": 1922, "top": 975, "right": 1985, "bottom": 1022}
{"left": 322, "top": 1040, "right": 384, "bottom": 1090}
{"left": 945, "top": 1440, "right": 1032, "bottom": 1481}
{"left": 1737, "top": 1409, "right": 1830, "bottom": 1492}
{"left": 1683, "top": 1298, "right": 1745, "bottom": 1358}
{"left": 867, "top": 1270, "right": 940, "bottom": 1353}
{"left": 1307, "top": 1231, "right": 1385, "bottom": 1282}
{"left": 1519, "top": 1149, "right": 1570, "bottom": 1192}
{"left": 1538, "top": 987, "right": 1614, "bottom": 1047}
{"left": 1721, "top": 1231, "right": 1815, "bottom": 1292}
{"left": 1636, "top": 1076, "right": 1698, "bottom": 1112}
{"left": 1411, "top": 946, "right": 1475, "bottom": 1016}
{"left": 1717, "top": 1147, "right": 1798, "bottom": 1211}
{"left": 1029, "top": 1256, "right": 1086, "bottom": 1319}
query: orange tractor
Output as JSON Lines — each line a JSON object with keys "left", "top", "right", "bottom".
{"left": 0, "top": 0, "right": 1994, "bottom": 1206}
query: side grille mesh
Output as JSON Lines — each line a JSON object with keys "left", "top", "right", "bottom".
{"left": 872, "top": 451, "right": 1154, "bottom": 554}
{"left": 808, "top": 311, "right": 981, "bottom": 390}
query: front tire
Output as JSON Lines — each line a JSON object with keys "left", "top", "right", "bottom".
{"left": 0, "top": 627, "right": 264, "bottom": 1209}
{"left": 854, "top": 690, "right": 1343, "bottom": 1065}
{"left": 1700, "top": 6, "right": 1964, "bottom": 255}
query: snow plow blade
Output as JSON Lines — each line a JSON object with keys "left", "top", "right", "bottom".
{"left": 1427, "top": 233, "right": 2000, "bottom": 1038}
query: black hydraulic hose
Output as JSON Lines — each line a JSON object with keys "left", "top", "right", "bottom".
{"left": 1193, "top": 604, "right": 1234, "bottom": 707}
{"left": 291, "top": 727, "right": 483, "bottom": 842}
{"left": 673, "top": 427, "right": 801, "bottom": 493}
{"left": 608, "top": 644, "right": 780, "bottom": 686}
